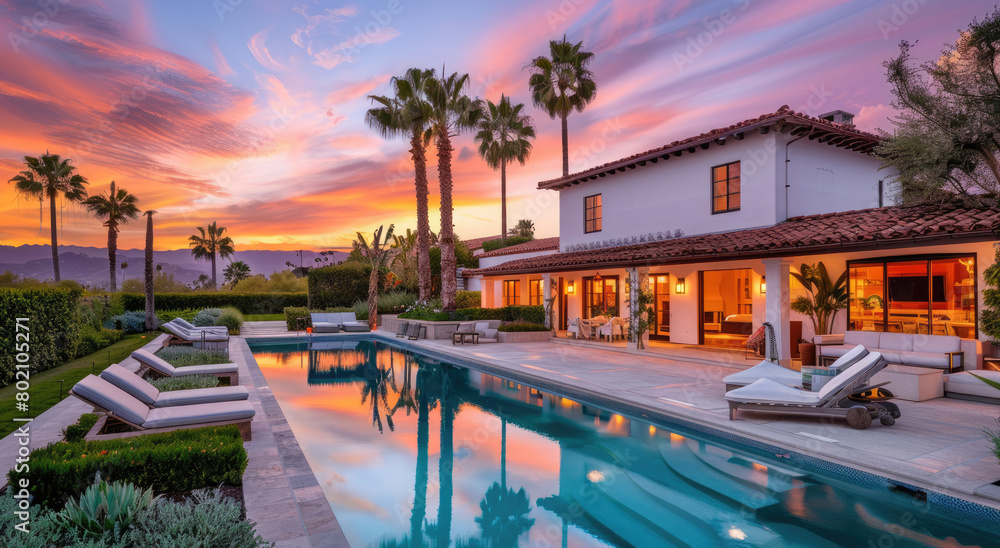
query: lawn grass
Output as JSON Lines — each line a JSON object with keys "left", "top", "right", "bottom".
{"left": 244, "top": 313, "right": 284, "bottom": 321}
{"left": 0, "top": 334, "right": 151, "bottom": 437}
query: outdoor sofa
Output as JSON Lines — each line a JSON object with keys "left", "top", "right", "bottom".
{"left": 70, "top": 374, "right": 255, "bottom": 441}
{"left": 814, "top": 331, "right": 974, "bottom": 372}
{"left": 724, "top": 345, "right": 869, "bottom": 391}
{"left": 132, "top": 349, "right": 239, "bottom": 385}
{"left": 311, "top": 312, "right": 371, "bottom": 333}
{"left": 100, "top": 363, "right": 248, "bottom": 407}
{"left": 726, "top": 352, "right": 894, "bottom": 429}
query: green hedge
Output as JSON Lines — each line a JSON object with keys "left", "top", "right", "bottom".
{"left": 0, "top": 288, "right": 83, "bottom": 387}
{"left": 77, "top": 328, "right": 124, "bottom": 358}
{"left": 307, "top": 263, "right": 370, "bottom": 309}
{"left": 498, "top": 322, "right": 550, "bottom": 332}
{"left": 482, "top": 236, "right": 533, "bottom": 253}
{"left": 453, "top": 305, "right": 545, "bottom": 324}
{"left": 455, "top": 290, "right": 481, "bottom": 309}
{"left": 119, "top": 293, "right": 307, "bottom": 315}
{"left": 284, "top": 306, "right": 309, "bottom": 330}
{"left": 10, "top": 425, "right": 247, "bottom": 508}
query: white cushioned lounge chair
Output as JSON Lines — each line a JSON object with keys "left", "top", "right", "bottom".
{"left": 161, "top": 321, "right": 229, "bottom": 353}
{"left": 337, "top": 312, "right": 372, "bottom": 332}
{"left": 100, "top": 363, "right": 248, "bottom": 408}
{"left": 70, "top": 375, "right": 254, "bottom": 441}
{"left": 726, "top": 352, "right": 894, "bottom": 429}
{"left": 723, "top": 345, "right": 870, "bottom": 391}
{"left": 171, "top": 318, "right": 228, "bottom": 334}
{"left": 132, "top": 349, "right": 239, "bottom": 385}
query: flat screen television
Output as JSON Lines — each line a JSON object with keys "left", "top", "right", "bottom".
{"left": 888, "top": 276, "right": 946, "bottom": 303}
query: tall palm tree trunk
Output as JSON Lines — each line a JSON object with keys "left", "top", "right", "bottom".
{"left": 410, "top": 372, "right": 429, "bottom": 548}
{"left": 501, "top": 158, "right": 507, "bottom": 238}
{"left": 412, "top": 130, "right": 432, "bottom": 302}
{"left": 210, "top": 252, "right": 217, "bottom": 290}
{"left": 560, "top": 111, "right": 569, "bottom": 177}
{"left": 436, "top": 132, "right": 457, "bottom": 310}
{"left": 144, "top": 212, "right": 155, "bottom": 331}
{"left": 107, "top": 223, "right": 118, "bottom": 291}
{"left": 368, "top": 267, "right": 379, "bottom": 330}
{"left": 49, "top": 193, "right": 60, "bottom": 281}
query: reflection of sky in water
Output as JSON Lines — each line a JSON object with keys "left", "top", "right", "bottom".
{"left": 254, "top": 343, "right": 605, "bottom": 547}
{"left": 252, "top": 340, "right": 1000, "bottom": 548}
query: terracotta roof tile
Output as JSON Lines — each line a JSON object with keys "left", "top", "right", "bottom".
{"left": 476, "top": 237, "right": 560, "bottom": 258}
{"left": 537, "top": 105, "right": 882, "bottom": 190}
{"left": 462, "top": 235, "right": 502, "bottom": 251}
{"left": 463, "top": 206, "right": 1000, "bottom": 276}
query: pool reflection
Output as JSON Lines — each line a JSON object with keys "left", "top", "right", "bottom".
{"left": 251, "top": 339, "right": 999, "bottom": 548}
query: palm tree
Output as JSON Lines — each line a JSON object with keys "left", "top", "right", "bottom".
{"left": 354, "top": 224, "right": 396, "bottom": 330}
{"left": 791, "top": 262, "right": 850, "bottom": 336}
{"left": 367, "top": 68, "right": 436, "bottom": 302}
{"left": 475, "top": 95, "right": 536, "bottom": 237}
{"left": 526, "top": 36, "right": 598, "bottom": 177}
{"left": 507, "top": 219, "right": 535, "bottom": 239}
{"left": 223, "top": 260, "right": 251, "bottom": 288}
{"left": 8, "top": 153, "right": 89, "bottom": 281}
{"left": 143, "top": 210, "right": 156, "bottom": 331}
{"left": 82, "top": 181, "right": 140, "bottom": 291}
{"left": 425, "top": 71, "right": 483, "bottom": 310}
{"left": 188, "top": 222, "right": 235, "bottom": 290}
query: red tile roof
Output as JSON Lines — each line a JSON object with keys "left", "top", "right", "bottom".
{"left": 462, "top": 235, "right": 502, "bottom": 251}
{"left": 477, "top": 237, "right": 560, "bottom": 258}
{"left": 463, "top": 206, "right": 1000, "bottom": 276}
{"left": 537, "top": 105, "right": 882, "bottom": 190}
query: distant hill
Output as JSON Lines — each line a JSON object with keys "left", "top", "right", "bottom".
{"left": 0, "top": 245, "right": 349, "bottom": 288}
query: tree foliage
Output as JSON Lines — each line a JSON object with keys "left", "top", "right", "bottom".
{"left": 188, "top": 222, "right": 235, "bottom": 290}
{"left": 877, "top": 9, "right": 1000, "bottom": 206}
{"left": 790, "top": 262, "right": 849, "bottom": 336}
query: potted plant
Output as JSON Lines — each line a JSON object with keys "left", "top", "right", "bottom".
{"left": 791, "top": 262, "right": 849, "bottom": 366}
{"left": 980, "top": 244, "right": 1000, "bottom": 357}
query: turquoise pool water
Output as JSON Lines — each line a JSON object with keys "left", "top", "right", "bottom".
{"left": 248, "top": 337, "right": 1000, "bottom": 547}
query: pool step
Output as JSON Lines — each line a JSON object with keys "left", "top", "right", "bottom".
{"left": 685, "top": 439, "right": 809, "bottom": 494}
{"left": 659, "top": 444, "right": 781, "bottom": 510}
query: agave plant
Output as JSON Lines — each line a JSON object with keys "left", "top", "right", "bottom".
{"left": 54, "top": 478, "right": 158, "bottom": 538}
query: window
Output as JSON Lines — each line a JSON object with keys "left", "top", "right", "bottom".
{"left": 711, "top": 161, "right": 741, "bottom": 214}
{"left": 583, "top": 275, "right": 619, "bottom": 318}
{"left": 503, "top": 280, "right": 520, "bottom": 306}
{"left": 847, "top": 254, "right": 976, "bottom": 337}
{"left": 585, "top": 194, "right": 602, "bottom": 233}
{"left": 529, "top": 279, "right": 543, "bottom": 306}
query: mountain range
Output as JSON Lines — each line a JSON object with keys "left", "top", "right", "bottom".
{"left": 0, "top": 245, "right": 349, "bottom": 288}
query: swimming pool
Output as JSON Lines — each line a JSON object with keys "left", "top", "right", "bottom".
{"left": 247, "top": 336, "right": 1000, "bottom": 547}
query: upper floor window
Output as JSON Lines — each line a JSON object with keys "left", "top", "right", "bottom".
{"left": 529, "top": 279, "right": 543, "bottom": 306}
{"left": 503, "top": 280, "right": 520, "bottom": 306}
{"left": 712, "top": 161, "right": 741, "bottom": 214}
{"left": 585, "top": 194, "right": 602, "bottom": 233}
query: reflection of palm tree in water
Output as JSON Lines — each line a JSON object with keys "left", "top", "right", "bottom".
{"left": 360, "top": 342, "right": 399, "bottom": 434}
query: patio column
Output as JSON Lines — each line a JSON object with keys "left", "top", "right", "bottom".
{"left": 763, "top": 258, "right": 794, "bottom": 366}
{"left": 542, "top": 273, "right": 553, "bottom": 329}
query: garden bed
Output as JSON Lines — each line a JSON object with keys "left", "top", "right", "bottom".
{"left": 497, "top": 331, "right": 553, "bottom": 343}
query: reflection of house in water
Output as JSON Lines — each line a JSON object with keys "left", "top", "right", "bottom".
{"left": 462, "top": 369, "right": 974, "bottom": 547}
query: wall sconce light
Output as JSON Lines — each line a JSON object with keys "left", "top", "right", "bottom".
{"left": 675, "top": 277, "right": 686, "bottom": 294}
{"left": 594, "top": 271, "right": 603, "bottom": 282}
{"left": 760, "top": 277, "right": 766, "bottom": 295}
{"left": 567, "top": 282, "right": 575, "bottom": 294}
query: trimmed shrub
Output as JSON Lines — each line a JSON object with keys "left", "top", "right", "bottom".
{"left": 77, "top": 328, "right": 124, "bottom": 357}
{"left": 307, "top": 263, "right": 370, "bottom": 309}
{"left": 452, "top": 305, "right": 545, "bottom": 324}
{"left": 377, "top": 291, "right": 418, "bottom": 314}
{"left": 130, "top": 488, "right": 272, "bottom": 547}
{"left": 0, "top": 287, "right": 84, "bottom": 386}
{"left": 498, "top": 321, "right": 550, "bottom": 332}
{"left": 191, "top": 308, "right": 223, "bottom": 327}
{"left": 217, "top": 307, "right": 244, "bottom": 335}
{"left": 482, "top": 236, "right": 533, "bottom": 253}
{"left": 9, "top": 426, "right": 248, "bottom": 508}
{"left": 105, "top": 311, "right": 157, "bottom": 334}
{"left": 455, "top": 291, "right": 482, "bottom": 309}
{"left": 63, "top": 414, "right": 99, "bottom": 443}
{"left": 119, "top": 292, "right": 307, "bottom": 315}
{"left": 148, "top": 375, "right": 219, "bottom": 391}
{"left": 283, "top": 306, "right": 309, "bottom": 330}
{"left": 155, "top": 347, "right": 230, "bottom": 367}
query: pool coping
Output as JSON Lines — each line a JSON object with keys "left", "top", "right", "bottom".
{"left": 245, "top": 331, "right": 1000, "bottom": 534}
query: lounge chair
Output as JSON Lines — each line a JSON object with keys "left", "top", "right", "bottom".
{"left": 723, "top": 345, "right": 870, "bottom": 391}
{"left": 161, "top": 321, "right": 229, "bottom": 352}
{"left": 726, "top": 352, "right": 895, "bottom": 429}
{"left": 171, "top": 318, "right": 228, "bottom": 334}
{"left": 70, "top": 375, "right": 254, "bottom": 441}
{"left": 337, "top": 312, "right": 371, "bottom": 333}
{"left": 132, "top": 349, "right": 239, "bottom": 385}
{"left": 100, "top": 363, "right": 248, "bottom": 408}
{"left": 406, "top": 322, "right": 426, "bottom": 340}
{"left": 395, "top": 321, "right": 410, "bottom": 338}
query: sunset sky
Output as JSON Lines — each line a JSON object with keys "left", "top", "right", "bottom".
{"left": 0, "top": 0, "right": 989, "bottom": 251}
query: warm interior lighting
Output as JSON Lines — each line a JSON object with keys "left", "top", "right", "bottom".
{"left": 760, "top": 277, "right": 766, "bottom": 295}
{"left": 675, "top": 277, "right": 686, "bottom": 294}
{"left": 567, "top": 282, "right": 575, "bottom": 294}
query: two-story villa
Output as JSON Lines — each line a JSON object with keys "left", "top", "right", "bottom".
{"left": 465, "top": 106, "right": 1000, "bottom": 365}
